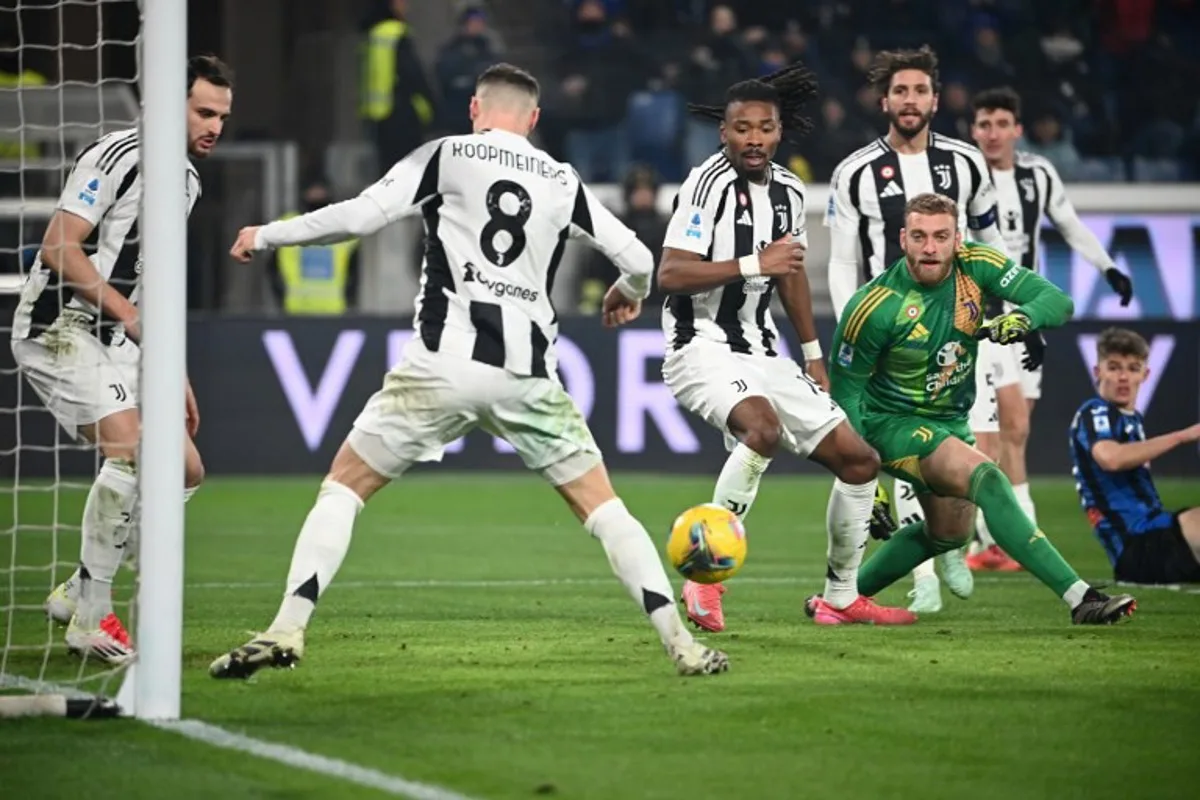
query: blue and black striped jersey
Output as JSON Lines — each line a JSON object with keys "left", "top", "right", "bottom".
{"left": 1069, "top": 397, "right": 1166, "bottom": 563}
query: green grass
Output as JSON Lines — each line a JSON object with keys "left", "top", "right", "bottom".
{"left": 3, "top": 474, "right": 1199, "bottom": 800}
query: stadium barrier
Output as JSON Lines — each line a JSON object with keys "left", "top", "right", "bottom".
{"left": 3, "top": 313, "right": 1196, "bottom": 479}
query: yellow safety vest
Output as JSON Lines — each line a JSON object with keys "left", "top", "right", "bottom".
{"left": 275, "top": 213, "right": 359, "bottom": 315}
{"left": 0, "top": 70, "right": 47, "bottom": 159}
{"left": 359, "top": 19, "right": 433, "bottom": 125}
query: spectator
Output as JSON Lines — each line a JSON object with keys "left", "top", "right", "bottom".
{"left": 806, "top": 97, "right": 875, "bottom": 181}
{"left": 268, "top": 178, "right": 360, "bottom": 315}
{"left": 577, "top": 166, "right": 667, "bottom": 315}
{"left": 681, "top": 4, "right": 756, "bottom": 166}
{"left": 556, "top": 0, "right": 649, "bottom": 181}
{"left": 1020, "top": 109, "right": 1082, "bottom": 179}
{"left": 932, "top": 79, "right": 973, "bottom": 140}
{"left": 435, "top": 5, "right": 504, "bottom": 134}
{"left": 359, "top": 0, "right": 437, "bottom": 170}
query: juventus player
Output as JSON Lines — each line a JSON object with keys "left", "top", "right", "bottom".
{"left": 11, "top": 55, "right": 233, "bottom": 664}
{"left": 824, "top": 46, "right": 1013, "bottom": 614}
{"left": 658, "top": 67, "right": 915, "bottom": 632}
{"left": 967, "top": 87, "right": 1133, "bottom": 570}
{"left": 209, "top": 64, "right": 728, "bottom": 679}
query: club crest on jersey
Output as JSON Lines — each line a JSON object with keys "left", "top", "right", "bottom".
{"left": 837, "top": 342, "right": 854, "bottom": 367}
{"left": 78, "top": 177, "right": 100, "bottom": 206}
{"left": 934, "top": 164, "right": 952, "bottom": 190}
{"left": 962, "top": 299, "right": 980, "bottom": 321}
{"left": 774, "top": 203, "right": 789, "bottom": 232}
{"left": 685, "top": 209, "right": 704, "bottom": 240}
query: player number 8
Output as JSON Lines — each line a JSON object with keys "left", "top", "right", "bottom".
{"left": 480, "top": 180, "right": 532, "bottom": 267}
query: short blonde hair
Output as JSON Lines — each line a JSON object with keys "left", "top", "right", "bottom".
{"left": 905, "top": 192, "right": 958, "bottom": 223}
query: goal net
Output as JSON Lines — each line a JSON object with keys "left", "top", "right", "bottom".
{"left": 0, "top": 0, "right": 141, "bottom": 715}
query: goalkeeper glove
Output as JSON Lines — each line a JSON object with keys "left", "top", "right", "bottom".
{"left": 975, "top": 311, "right": 1032, "bottom": 345}
{"left": 1105, "top": 267, "right": 1133, "bottom": 307}
{"left": 1021, "top": 330, "right": 1046, "bottom": 371}
{"left": 869, "top": 483, "right": 897, "bottom": 541}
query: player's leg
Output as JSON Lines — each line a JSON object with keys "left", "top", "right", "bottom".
{"left": 920, "top": 436, "right": 1135, "bottom": 623}
{"left": 662, "top": 342, "right": 778, "bottom": 632}
{"left": 1113, "top": 508, "right": 1200, "bottom": 586}
{"left": 969, "top": 381, "right": 1025, "bottom": 572}
{"left": 210, "top": 342, "right": 473, "bottom": 679}
{"left": 488, "top": 371, "right": 727, "bottom": 675}
{"left": 1000, "top": 352, "right": 1042, "bottom": 526}
{"left": 764, "top": 359, "right": 914, "bottom": 625}
{"left": 1178, "top": 509, "right": 1200, "bottom": 567}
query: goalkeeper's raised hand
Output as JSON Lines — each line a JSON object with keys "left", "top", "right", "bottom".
{"left": 975, "top": 311, "right": 1032, "bottom": 345}
{"left": 1105, "top": 267, "right": 1133, "bottom": 307}
{"left": 870, "top": 483, "right": 897, "bottom": 541}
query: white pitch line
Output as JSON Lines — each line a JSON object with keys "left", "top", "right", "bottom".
{"left": 0, "top": 673, "right": 483, "bottom": 800}
{"left": 148, "top": 719, "right": 482, "bottom": 800}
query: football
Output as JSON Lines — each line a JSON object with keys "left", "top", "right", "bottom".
{"left": 666, "top": 504, "right": 747, "bottom": 584}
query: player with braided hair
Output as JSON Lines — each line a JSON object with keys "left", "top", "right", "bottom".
{"left": 658, "top": 66, "right": 915, "bottom": 633}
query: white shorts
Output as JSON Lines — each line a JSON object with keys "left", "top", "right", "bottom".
{"left": 11, "top": 327, "right": 140, "bottom": 439}
{"left": 967, "top": 339, "right": 1002, "bottom": 434}
{"left": 347, "top": 339, "right": 601, "bottom": 485}
{"left": 662, "top": 339, "right": 846, "bottom": 457}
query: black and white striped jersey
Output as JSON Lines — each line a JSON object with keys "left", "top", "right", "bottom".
{"left": 661, "top": 152, "right": 807, "bottom": 357}
{"left": 12, "top": 127, "right": 202, "bottom": 343}
{"left": 992, "top": 150, "right": 1114, "bottom": 275}
{"left": 257, "top": 129, "right": 649, "bottom": 378}
{"left": 824, "top": 133, "right": 1006, "bottom": 319}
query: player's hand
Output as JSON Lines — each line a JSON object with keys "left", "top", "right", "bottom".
{"left": 229, "top": 226, "right": 261, "bottom": 263}
{"left": 1175, "top": 423, "right": 1200, "bottom": 445}
{"left": 601, "top": 284, "right": 642, "bottom": 328}
{"left": 755, "top": 233, "right": 805, "bottom": 277}
{"left": 1021, "top": 330, "right": 1046, "bottom": 371}
{"left": 184, "top": 380, "right": 200, "bottom": 438}
{"left": 975, "top": 311, "right": 1032, "bottom": 345}
{"left": 1105, "top": 267, "right": 1133, "bottom": 307}
{"left": 804, "top": 357, "right": 830, "bottom": 391}
{"left": 869, "top": 483, "right": 897, "bottom": 541}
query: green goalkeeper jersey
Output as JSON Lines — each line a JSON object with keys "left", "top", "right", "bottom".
{"left": 829, "top": 242, "right": 1073, "bottom": 432}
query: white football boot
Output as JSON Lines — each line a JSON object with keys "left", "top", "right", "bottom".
{"left": 44, "top": 570, "right": 83, "bottom": 625}
{"left": 209, "top": 629, "right": 306, "bottom": 680}
{"left": 65, "top": 612, "right": 135, "bottom": 666}
{"left": 668, "top": 637, "right": 729, "bottom": 676}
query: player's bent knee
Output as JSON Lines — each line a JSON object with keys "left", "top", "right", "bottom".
{"left": 184, "top": 457, "right": 205, "bottom": 489}
{"left": 327, "top": 437, "right": 391, "bottom": 503}
{"left": 551, "top": 458, "right": 615, "bottom": 523}
{"left": 540, "top": 450, "right": 603, "bottom": 489}
{"left": 740, "top": 425, "right": 782, "bottom": 459}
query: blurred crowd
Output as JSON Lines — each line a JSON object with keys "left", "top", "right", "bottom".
{"left": 397, "top": 0, "right": 1200, "bottom": 185}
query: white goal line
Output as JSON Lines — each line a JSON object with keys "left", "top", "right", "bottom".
{"left": 0, "top": 672, "right": 483, "bottom": 800}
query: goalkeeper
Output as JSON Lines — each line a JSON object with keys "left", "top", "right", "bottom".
{"left": 810, "top": 193, "right": 1135, "bottom": 625}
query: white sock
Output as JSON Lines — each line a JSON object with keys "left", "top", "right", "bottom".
{"left": 824, "top": 478, "right": 876, "bottom": 610}
{"left": 585, "top": 498, "right": 691, "bottom": 648}
{"left": 974, "top": 508, "right": 996, "bottom": 547}
{"left": 712, "top": 443, "right": 771, "bottom": 519}
{"left": 1063, "top": 580, "right": 1089, "bottom": 609}
{"left": 78, "top": 459, "right": 139, "bottom": 626}
{"left": 912, "top": 559, "right": 937, "bottom": 581}
{"left": 1012, "top": 482, "right": 1037, "bottom": 525}
{"left": 120, "top": 485, "right": 197, "bottom": 572}
{"left": 269, "top": 480, "right": 364, "bottom": 633}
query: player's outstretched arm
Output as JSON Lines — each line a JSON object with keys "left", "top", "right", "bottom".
{"left": 39, "top": 210, "right": 142, "bottom": 342}
{"left": 976, "top": 247, "right": 1074, "bottom": 331}
{"left": 1042, "top": 163, "right": 1132, "bottom": 305}
{"left": 658, "top": 235, "right": 805, "bottom": 295}
{"left": 231, "top": 139, "right": 444, "bottom": 261}
{"left": 828, "top": 286, "right": 890, "bottom": 435}
{"left": 1091, "top": 422, "right": 1200, "bottom": 473}
{"left": 567, "top": 181, "right": 653, "bottom": 303}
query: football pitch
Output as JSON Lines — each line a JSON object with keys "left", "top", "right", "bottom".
{"left": 3, "top": 474, "right": 1199, "bottom": 799}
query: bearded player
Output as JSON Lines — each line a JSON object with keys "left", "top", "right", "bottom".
{"left": 811, "top": 193, "right": 1136, "bottom": 625}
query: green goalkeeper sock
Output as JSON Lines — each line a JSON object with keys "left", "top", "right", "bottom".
{"left": 857, "top": 521, "right": 961, "bottom": 597}
{"left": 967, "top": 462, "right": 1085, "bottom": 603}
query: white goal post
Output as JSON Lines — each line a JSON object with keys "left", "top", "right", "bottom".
{"left": 0, "top": 0, "right": 187, "bottom": 721}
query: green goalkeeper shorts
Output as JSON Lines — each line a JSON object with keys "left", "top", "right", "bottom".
{"left": 860, "top": 413, "right": 975, "bottom": 494}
